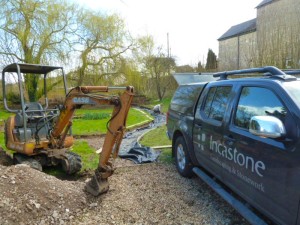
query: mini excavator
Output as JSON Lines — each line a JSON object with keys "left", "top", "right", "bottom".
{"left": 2, "top": 63, "right": 134, "bottom": 196}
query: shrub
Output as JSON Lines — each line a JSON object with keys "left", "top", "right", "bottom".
{"left": 81, "top": 112, "right": 110, "bottom": 120}
{"left": 6, "top": 92, "right": 21, "bottom": 104}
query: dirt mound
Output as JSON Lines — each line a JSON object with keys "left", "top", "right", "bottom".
{"left": 0, "top": 163, "right": 87, "bottom": 225}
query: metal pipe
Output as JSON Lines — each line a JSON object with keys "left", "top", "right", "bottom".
{"left": 16, "top": 64, "right": 28, "bottom": 142}
{"left": 108, "top": 87, "right": 128, "bottom": 90}
{"left": 2, "top": 66, "right": 18, "bottom": 113}
{"left": 44, "top": 73, "right": 48, "bottom": 110}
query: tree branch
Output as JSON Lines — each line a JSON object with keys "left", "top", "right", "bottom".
{"left": 0, "top": 51, "right": 24, "bottom": 61}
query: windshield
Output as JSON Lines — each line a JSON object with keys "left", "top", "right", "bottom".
{"left": 283, "top": 81, "right": 300, "bottom": 108}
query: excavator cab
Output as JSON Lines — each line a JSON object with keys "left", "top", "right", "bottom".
{"left": 2, "top": 63, "right": 80, "bottom": 173}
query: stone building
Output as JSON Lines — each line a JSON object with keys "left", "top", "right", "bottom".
{"left": 218, "top": 0, "right": 300, "bottom": 71}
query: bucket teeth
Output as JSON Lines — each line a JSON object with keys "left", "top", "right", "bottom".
{"left": 85, "top": 175, "right": 109, "bottom": 196}
{"left": 85, "top": 166, "right": 113, "bottom": 196}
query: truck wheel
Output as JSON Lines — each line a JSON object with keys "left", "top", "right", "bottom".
{"left": 174, "top": 136, "right": 193, "bottom": 178}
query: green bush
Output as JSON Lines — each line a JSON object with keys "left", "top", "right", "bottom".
{"left": 6, "top": 92, "right": 21, "bottom": 104}
{"left": 81, "top": 112, "right": 110, "bottom": 120}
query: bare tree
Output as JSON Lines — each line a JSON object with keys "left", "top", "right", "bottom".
{"left": 73, "top": 10, "right": 132, "bottom": 86}
{"left": 146, "top": 56, "right": 176, "bottom": 101}
{"left": 0, "top": 0, "right": 77, "bottom": 101}
{"left": 132, "top": 35, "right": 177, "bottom": 99}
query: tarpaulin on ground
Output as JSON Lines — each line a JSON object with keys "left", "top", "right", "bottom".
{"left": 119, "top": 143, "right": 160, "bottom": 164}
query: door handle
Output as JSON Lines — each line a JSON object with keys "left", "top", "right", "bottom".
{"left": 223, "top": 135, "right": 236, "bottom": 146}
{"left": 194, "top": 124, "right": 202, "bottom": 130}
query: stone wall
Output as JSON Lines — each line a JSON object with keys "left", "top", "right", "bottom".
{"left": 218, "top": 0, "right": 300, "bottom": 70}
{"left": 218, "top": 32, "right": 257, "bottom": 71}
{"left": 257, "top": 0, "right": 300, "bottom": 68}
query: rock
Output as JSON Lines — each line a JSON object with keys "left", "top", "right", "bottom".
{"left": 52, "top": 210, "right": 59, "bottom": 219}
{"left": 89, "top": 203, "right": 97, "bottom": 208}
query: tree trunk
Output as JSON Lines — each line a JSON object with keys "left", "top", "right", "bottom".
{"left": 25, "top": 73, "right": 39, "bottom": 102}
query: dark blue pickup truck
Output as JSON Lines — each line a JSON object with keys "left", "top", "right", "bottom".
{"left": 167, "top": 67, "right": 300, "bottom": 225}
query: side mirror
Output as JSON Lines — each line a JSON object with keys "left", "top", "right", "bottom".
{"left": 249, "top": 116, "right": 286, "bottom": 138}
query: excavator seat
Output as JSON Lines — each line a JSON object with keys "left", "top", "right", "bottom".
{"left": 13, "top": 102, "right": 49, "bottom": 142}
{"left": 14, "top": 102, "right": 44, "bottom": 127}
{"left": 25, "top": 102, "right": 44, "bottom": 118}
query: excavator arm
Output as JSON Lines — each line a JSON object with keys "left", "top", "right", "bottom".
{"left": 49, "top": 85, "right": 134, "bottom": 196}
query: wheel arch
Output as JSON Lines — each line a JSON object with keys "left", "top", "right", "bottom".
{"left": 172, "top": 129, "right": 199, "bottom": 166}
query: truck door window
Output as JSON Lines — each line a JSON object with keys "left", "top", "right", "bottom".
{"left": 171, "top": 85, "right": 204, "bottom": 114}
{"left": 203, "top": 86, "right": 232, "bottom": 121}
{"left": 235, "top": 87, "right": 286, "bottom": 129}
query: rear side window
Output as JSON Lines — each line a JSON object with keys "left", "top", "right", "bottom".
{"left": 234, "top": 87, "right": 286, "bottom": 129}
{"left": 170, "top": 84, "right": 204, "bottom": 114}
{"left": 203, "top": 86, "right": 232, "bottom": 121}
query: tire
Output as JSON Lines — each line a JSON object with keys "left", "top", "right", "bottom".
{"left": 174, "top": 136, "right": 193, "bottom": 178}
{"left": 61, "top": 151, "right": 82, "bottom": 174}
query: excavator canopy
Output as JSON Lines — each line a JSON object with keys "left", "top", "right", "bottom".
{"left": 2, "top": 63, "right": 62, "bottom": 74}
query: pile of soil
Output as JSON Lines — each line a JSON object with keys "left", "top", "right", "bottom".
{"left": 0, "top": 147, "right": 248, "bottom": 225}
{"left": 0, "top": 164, "right": 86, "bottom": 224}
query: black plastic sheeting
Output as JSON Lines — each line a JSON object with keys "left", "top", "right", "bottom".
{"left": 119, "top": 143, "right": 160, "bottom": 164}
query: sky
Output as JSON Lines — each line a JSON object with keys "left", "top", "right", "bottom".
{"left": 76, "top": 0, "right": 263, "bottom": 66}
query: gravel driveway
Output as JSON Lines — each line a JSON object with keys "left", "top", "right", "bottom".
{"left": 0, "top": 109, "right": 250, "bottom": 224}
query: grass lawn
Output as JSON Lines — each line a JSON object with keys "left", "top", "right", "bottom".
{"left": 72, "top": 140, "right": 99, "bottom": 171}
{"left": 139, "top": 125, "right": 171, "bottom": 147}
{"left": 72, "top": 107, "right": 153, "bottom": 135}
{"left": 139, "top": 125, "right": 173, "bottom": 164}
{"left": 0, "top": 132, "right": 6, "bottom": 151}
{"left": 0, "top": 108, "right": 11, "bottom": 151}
{"left": 0, "top": 111, "right": 12, "bottom": 127}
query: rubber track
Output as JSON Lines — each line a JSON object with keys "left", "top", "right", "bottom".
{"left": 63, "top": 151, "right": 82, "bottom": 174}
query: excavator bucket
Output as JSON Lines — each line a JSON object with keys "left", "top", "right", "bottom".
{"left": 85, "top": 160, "right": 114, "bottom": 196}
